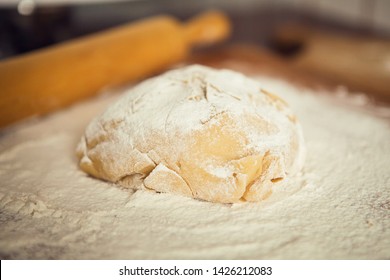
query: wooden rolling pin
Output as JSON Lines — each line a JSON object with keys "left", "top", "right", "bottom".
{"left": 0, "top": 10, "right": 231, "bottom": 128}
{"left": 273, "top": 24, "right": 390, "bottom": 103}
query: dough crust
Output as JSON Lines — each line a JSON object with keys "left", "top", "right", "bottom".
{"left": 77, "top": 65, "right": 305, "bottom": 203}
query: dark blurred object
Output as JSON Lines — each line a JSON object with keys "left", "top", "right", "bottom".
{"left": 0, "top": 6, "right": 72, "bottom": 58}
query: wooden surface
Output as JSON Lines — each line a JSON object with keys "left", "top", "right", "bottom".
{"left": 272, "top": 25, "right": 390, "bottom": 104}
{"left": 189, "top": 44, "right": 338, "bottom": 93}
{"left": 189, "top": 43, "right": 390, "bottom": 105}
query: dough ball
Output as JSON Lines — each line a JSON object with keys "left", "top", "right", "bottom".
{"left": 77, "top": 65, "right": 305, "bottom": 203}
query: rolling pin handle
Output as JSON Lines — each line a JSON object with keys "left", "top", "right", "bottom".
{"left": 183, "top": 10, "right": 231, "bottom": 47}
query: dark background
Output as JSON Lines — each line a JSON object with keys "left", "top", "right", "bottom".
{"left": 1, "top": 0, "right": 388, "bottom": 60}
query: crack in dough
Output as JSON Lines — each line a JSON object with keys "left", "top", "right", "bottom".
{"left": 144, "top": 163, "right": 193, "bottom": 197}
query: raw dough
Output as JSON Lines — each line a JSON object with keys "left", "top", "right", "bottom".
{"left": 76, "top": 65, "right": 305, "bottom": 203}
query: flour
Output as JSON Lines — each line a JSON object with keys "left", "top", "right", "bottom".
{"left": 0, "top": 71, "right": 389, "bottom": 259}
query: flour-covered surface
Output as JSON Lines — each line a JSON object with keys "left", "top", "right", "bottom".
{"left": 0, "top": 74, "right": 389, "bottom": 259}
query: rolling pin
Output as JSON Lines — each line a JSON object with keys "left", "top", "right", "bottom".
{"left": 273, "top": 24, "right": 390, "bottom": 103}
{"left": 0, "top": 10, "right": 231, "bottom": 128}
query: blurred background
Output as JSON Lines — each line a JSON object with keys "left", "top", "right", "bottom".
{"left": 0, "top": 0, "right": 389, "bottom": 112}
{"left": 1, "top": 0, "right": 389, "bottom": 59}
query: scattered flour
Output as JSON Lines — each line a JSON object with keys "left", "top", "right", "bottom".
{"left": 0, "top": 71, "right": 389, "bottom": 259}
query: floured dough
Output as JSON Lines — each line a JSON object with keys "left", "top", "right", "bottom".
{"left": 76, "top": 65, "right": 305, "bottom": 203}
